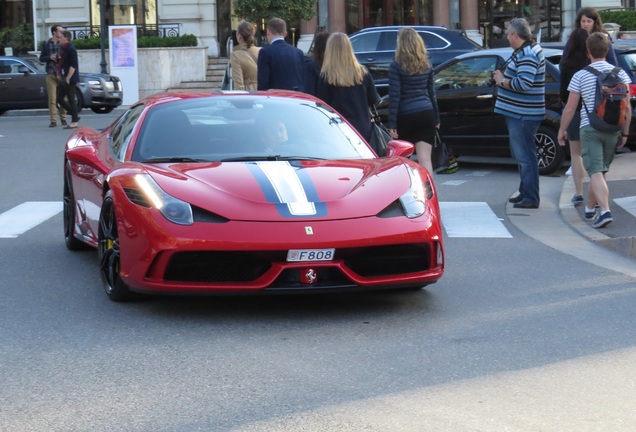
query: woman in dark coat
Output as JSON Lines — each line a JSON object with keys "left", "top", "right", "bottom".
{"left": 317, "top": 33, "right": 380, "bottom": 146}
{"left": 560, "top": 28, "right": 590, "bottom": 205}
{"left": 303, "top": 31, "right": 329, "bottom": 96}
{"left": 387, "top": 27, "right": 440, "bottom": 174}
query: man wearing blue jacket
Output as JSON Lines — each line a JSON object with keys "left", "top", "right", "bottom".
{"left": 257, "top": 18, "right": 305, "bottom": 92}
{"left": 57, "top": 30, "right": 81, "bottom": 129}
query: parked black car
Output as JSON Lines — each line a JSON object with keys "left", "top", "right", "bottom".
{"left": 0, "top": 56, "right": 123, "bottom": 116}
{"left": 350, "top": 26, "right": 483, "bottom": 95}
{"left": 377, "top": 47, "right": 565, "bottom": 175}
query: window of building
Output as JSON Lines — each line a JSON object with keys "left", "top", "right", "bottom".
{"left": 481, "top": 0, "right": 562, "bottom": 48}
{"left": 347, "top": 0, "right": 432, "bottom": 33}
{"left": 91, "top": 0, "right": 157, "bottom": 30}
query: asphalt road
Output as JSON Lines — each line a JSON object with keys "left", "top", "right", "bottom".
{"left": 1, "top": 111, "right": 635, "bottom": 431}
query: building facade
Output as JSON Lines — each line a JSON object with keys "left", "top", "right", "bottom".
{"left": 1, "top": 0, "right": 624, "bottom": 57}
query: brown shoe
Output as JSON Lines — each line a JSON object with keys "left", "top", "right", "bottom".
{"left": 49, "top": 122, "right": 57, "bottom": 128}
{"left": 61, "top": 120, "right": 68, "bottom": 126}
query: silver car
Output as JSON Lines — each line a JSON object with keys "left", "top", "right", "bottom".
{"left": 0, "top": 56, "right": 123, "bottom": 115}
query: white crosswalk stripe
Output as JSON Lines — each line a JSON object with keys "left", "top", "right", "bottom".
{"left": 0, "top": 200, "right": 514, "bottom": 239}
{"left": 0, "top": 202, "right": 63, "bottom": 238}
{"left": 614, "top": 196, "right": 636, "bottom": 218}
{"left": 440, "top": 202, "right": 512, "bottom": 238}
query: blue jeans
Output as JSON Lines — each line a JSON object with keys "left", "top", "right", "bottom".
{"left": 505, "top": 117, "right": 540, "bottom": 205}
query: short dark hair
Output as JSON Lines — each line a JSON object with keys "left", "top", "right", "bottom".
{"left": 50, "top": 25, "right": 61, "bottom": 35}
{"left": 586, "top": 32, "right": 610, "bottom": 59}
{"left": 267, "top": 18, "right": 286, "bottom": 37}
{"left": 61, "top": 30, "right": 72, "bottom": 41}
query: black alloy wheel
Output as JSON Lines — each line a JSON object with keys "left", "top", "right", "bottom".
{"left": 536, "top": 125, "right": 565, "bottom": 176}
{"left": 98, "top": 190, "right": 136, "bottom": 301}
{"left": 63, "top": 162, "right": 87, "bottom": 250}
{"left": 91, "top": 106, "right": 115, "bottom": 114}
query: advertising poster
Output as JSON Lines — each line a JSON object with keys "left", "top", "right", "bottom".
{"left": 109, "top": 25, "right": 139, "bottom": 104}
{"left": 111, "top": 27, "right": 136, "bottom": 68}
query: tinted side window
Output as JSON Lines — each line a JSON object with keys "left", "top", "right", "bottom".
{"left": 350, "top": 33, "right": 381, "bottom": 52}
{"left": 377, "top": 31, "right": 398, "bottom": 51}
{"left": 420, "top": 32, "right": 450, "bottom": 50}
{"left": 110, "top": 104, "right": 144, "bottom": 160}
{"left": 435, "top": 56, "right": 498, "bottom": 90}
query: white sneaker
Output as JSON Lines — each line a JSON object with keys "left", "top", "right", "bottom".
{"left": 565, "top": 166, "right": 572, "bottom": 176}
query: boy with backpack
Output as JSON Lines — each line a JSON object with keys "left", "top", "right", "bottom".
{"left": 558, "top": 32, "right": 631, "bottom": 229}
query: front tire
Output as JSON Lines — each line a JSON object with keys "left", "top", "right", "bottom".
{"left": 63, "top": 162, "right": 87, "bottom": 250}
{"left": 91, "top": 106, "right": 115, "bottom": 114}
{"left": 536, "top": 125, "right": 564, "bottom": 176}
{"left": 98, "top": 190, "right": 136, "bottom": 301}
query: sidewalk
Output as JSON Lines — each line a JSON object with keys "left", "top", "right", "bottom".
{"left": 559, "top": 149, "right": 636, "bottom": 259}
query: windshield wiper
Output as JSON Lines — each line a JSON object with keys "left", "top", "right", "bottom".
{"left": 142, "top": 157, "right": 205, "bottom": 163}
{"left": 220, "top": 155, "right": 325, "bottom": 162}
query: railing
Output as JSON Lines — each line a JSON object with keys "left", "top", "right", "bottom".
{"left": 66, "top": 23, "right": 181, "bottom": 40}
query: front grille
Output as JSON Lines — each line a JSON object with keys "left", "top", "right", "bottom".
{"left": 164, "top": 251, "right": 282, "bottom": 282}
{"left": 162, "top": 244, "right": 431, "bottom": 284}
{"left": 342, "top": 244, "right": 431, "bottom": 277}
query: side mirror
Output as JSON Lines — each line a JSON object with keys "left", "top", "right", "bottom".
{"left": 386, "top": 139, "right": 414, "bottom": 158}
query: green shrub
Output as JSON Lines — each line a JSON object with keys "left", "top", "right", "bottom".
{"left": 0, "top": 24, "right": 34, "bottom": 54}
{"left": 599, "top": 10, "right": 636, "bottom": 31}
{"left": 72, "top": 33, "right": 198, "bottom": 50}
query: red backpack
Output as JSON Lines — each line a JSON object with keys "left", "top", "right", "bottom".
{"left": 582, "top": 65, "right": 630, "bottom": 133}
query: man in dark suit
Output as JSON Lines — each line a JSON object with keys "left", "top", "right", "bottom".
{"left": 257, "top": 18, "right": 305, "bottom": 91}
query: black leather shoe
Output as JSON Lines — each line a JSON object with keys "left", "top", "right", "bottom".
{"left": 508, "top": 195, "right": 523, "bottom": 203}
{"left": 513, "top": 200, "right": 539, "bottom": 209}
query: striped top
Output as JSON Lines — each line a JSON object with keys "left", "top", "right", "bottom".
{"left": 567, "top": 61, "right": 631, "bottom": 128}
{"left": 494, "top": 43, "right": 546, "bottom": 121}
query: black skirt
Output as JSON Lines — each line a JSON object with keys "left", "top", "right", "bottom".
{"left": 397, "top": 109, "right": 437, "bottom": 145}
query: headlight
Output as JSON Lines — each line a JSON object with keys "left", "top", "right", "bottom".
{"left": 87, "top": 79, "right": 102, "bottom": 89}
{"left": 135, "top": 174, "right": 193, "bottom": 225}
{"left": 104, "top": 81, "right": 115, "bottom": 91}
{"left": 398, "top": 167, "right": 427, "bottom": 218}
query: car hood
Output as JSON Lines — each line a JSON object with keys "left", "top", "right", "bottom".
{"left": 143, "top": 158, "right": 413, "bottom": 221}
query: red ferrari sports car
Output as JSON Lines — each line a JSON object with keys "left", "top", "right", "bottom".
{"left": 63, "top": 90, "right": 444, "bottom": 301}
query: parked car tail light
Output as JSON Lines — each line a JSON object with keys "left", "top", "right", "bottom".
{"left": 630, "top": 83, "right": 636, "bottom": 100}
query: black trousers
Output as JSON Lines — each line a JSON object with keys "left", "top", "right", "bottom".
{"left": 57, "top": 80, "right": 79, "bottom": 122}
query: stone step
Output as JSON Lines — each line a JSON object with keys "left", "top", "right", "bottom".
{"left": 170, "top": 57, "right": 228, "bottom": 91}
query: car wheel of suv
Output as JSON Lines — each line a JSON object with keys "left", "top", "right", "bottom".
{"left": 536, "top": 125, "right": 564, "bottom": 176}
{"left": 91, "top": 106, "right": 115, "bottom": 114}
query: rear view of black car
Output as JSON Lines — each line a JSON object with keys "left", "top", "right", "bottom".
{"left": 350, "top": 26, "right": 482, "bottom": 95}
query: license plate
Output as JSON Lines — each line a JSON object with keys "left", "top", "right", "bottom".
{"left": 113, "top": 92, "right": 120, "bottom": 97}
{"left": 287, "top": 248, "right": 335, "bottom": 262}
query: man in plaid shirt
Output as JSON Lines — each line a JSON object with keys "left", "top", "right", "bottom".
{"left": 39, "top": 24, "right": 67, "bottom": 128}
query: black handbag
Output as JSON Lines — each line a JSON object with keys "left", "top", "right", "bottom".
{"left": 432, "top": 129, "right": 459, "bottom": 174}
{"left": 369, "top": 105, "right": 391, "bottom": 156}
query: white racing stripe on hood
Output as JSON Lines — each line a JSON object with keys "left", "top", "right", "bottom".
{"left": 257, "top": 161, "right": 317, "bottom": 216}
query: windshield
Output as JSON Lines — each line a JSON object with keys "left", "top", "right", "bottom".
{"left": 20, "top": 57, "right": 46, "bottom": 73}
{"left": 132, "top": 95, "right": 376, "bottom": 162}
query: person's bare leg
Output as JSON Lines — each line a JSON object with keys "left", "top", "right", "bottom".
{"left": 589, "top": 172, "right": 609, "bottom": 212}
{"left": 415, "top": 141, "right": 434, "bottom": 174}
{"left": 569, "top": 140, "right": 585, "bottom": 197}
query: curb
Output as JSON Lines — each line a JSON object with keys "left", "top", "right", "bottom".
{"left": 559, "top": 163, "right": 636, "bottom": 260}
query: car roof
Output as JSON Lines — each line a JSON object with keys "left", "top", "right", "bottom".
{"left": 350, "top": 25, "right": 462, "bottom": 35}
{"left": 451, "top": 47, "right": 562, "bottom": 59}
{"left": 133, "top": 90, "right": 324, "bottom": 110}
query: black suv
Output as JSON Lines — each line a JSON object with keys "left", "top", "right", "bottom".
{"left": 349, "top": 26, "right": 482, "bottom": 95}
